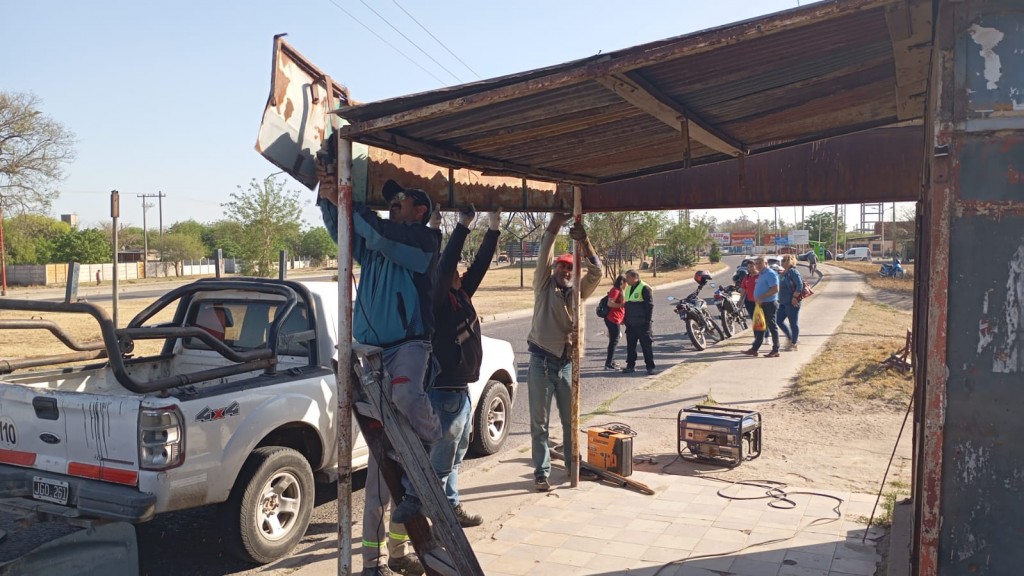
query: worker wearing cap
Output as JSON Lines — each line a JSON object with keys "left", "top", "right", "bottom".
{"left": 526, "top": 213, "right": 602, "bottom": 491}
{"left": 317, "top": 165, "right": 442, "bottom": 576}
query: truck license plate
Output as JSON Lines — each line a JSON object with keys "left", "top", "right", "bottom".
{"left": 32, "top": 476, "right": 69, "bottom": 506}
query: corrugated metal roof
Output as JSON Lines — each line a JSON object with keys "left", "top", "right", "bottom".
{"left": 336, "top": 0, "right": 933, "bottom": 190}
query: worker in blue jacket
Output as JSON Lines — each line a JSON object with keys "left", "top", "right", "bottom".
{"left": 318, "top": 162, "right": 442, "bottom": 576}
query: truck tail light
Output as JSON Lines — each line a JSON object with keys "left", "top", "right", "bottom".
{"left": 139, "top": 406, "right": 185, "bottom": 470}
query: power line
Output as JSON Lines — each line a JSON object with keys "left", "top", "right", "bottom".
{"left": 324, "top": 0, "right": 448, "bottom": 86}
{"left": 389, "top": 0, "right": 481, "bottom": 80}
{"left": 356, "top": 0, "right": 463, "bottom": 83}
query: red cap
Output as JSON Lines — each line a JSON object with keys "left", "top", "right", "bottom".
{"left": 554, "top": 253, "right": 574, "bottom": 266}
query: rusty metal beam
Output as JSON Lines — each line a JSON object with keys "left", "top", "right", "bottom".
{"left": 336, "top": 0, "right": 902, "bottom": 138}
{"left": 359, "top": 131, "right": 598, "bottom": 185}
{"left": 581, "top": 125, "right": 922, "bottom": 211}
{"left": 596, "top": 71, "right": 747, "bottom": 156}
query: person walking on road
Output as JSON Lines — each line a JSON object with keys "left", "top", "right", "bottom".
{"left": 526, "top": 214, "right": 602, "bottom": 491}
{"left": 743, "top": 255, "right": 781, "bottom": 358}
{"left": 621, "top": 269, "right": 656, "bottom": 375}
{"left": 602, "top": 274, "right": 627, "bottom": 370}
{"left": 317, "top": 164, "right": 442, "bottom": 576}
{"left": 806, "top": 248, "right": 819, "bottom": 277}
{"left": 777, "top": 254, "right": 804, "bottom": 351}
{"left": 428, "top": 204, "right": 501, "bottom": 529}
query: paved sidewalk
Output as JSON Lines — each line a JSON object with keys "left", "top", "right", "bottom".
{"left": 292, "top": 265, "right": 886, "bottom": 575}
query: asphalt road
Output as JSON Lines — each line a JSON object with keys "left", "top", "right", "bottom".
{"left": 0, "top": 260, "right": 744, "bottom": 575}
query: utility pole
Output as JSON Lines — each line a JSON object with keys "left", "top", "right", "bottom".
{"left": 137, "top": 192, "right": 165, "bottom": 273}
{"left": 157, "top": 191, "right": 165, "bottom": 260}
{"left": 0, "top": 196, "right": 7, "bottom": 297}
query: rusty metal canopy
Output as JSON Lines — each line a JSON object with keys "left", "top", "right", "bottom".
{"left": 336, "top": 0, "right": 933, "bottom": 193}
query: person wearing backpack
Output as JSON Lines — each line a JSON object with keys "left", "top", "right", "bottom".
{"left": 601, "top": 274, "right": 627, "bottom": 370}
{"left": 621, "top": 269, "right": 656, "bottom": 375}
{"left": 777, "top": 254, "right": 804, "bottom": 351}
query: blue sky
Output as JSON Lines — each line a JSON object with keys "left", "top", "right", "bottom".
{"left": 4, "top": 0, "right": 881, "bottom": 231}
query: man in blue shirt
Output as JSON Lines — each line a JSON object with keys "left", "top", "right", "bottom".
{"left": 743, "top": 255, "right": 781, "bottom": 358}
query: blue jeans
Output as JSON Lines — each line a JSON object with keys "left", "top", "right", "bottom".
{"left": 528, "top": 352, "right": 573, "bottom": 480}
{"left": 751, "top": 300, "right": 780, "bottom": 353}
{"left": 428, "top": 388, "right": 472, "bottom": 506}
{"left": 777, "top": 301, "right": 801, "bottom": 344}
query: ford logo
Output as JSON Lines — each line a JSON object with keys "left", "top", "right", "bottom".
{"left": 39, "top": 433, "right": 61, "bottom": 445}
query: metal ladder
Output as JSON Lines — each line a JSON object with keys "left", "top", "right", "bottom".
{"left": 351, "top": 343, "right": 483, "bottom": 576}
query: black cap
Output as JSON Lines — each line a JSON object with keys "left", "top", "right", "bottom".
{"left": 382, "top": 179, "right": 433, "bottom": 224}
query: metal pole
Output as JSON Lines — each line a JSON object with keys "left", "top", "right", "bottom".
{"left": 158, "top": 191, "right": 165, "bottom": 261}
{"left": 278, "top": 250, "right": 287, "bottom": 281}
{"left": 570, "top": 186, "right": 582, "bottom": 488}
{"left": 331, "top": 92, "right": 356, "bottom": 576}
{"left": 833, "top": 204, "right": 839, "bottom": 260}
{"left": 519, "top": 238, "right": 525, "bottom": 288}
{"left": 111, "top": 191, "right": 120, "bottom": 328}
{"left": 140, "top": 196, "right": 149, "bottom": 278}
{"left": 0, "top": 197, "right": 7, "bottom": 296}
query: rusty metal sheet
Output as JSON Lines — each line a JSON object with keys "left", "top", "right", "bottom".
{"left": 957, "top": 135, "right": 1024, "bottom": 201}
{"left": 963, "top": 12, "right": 1024, "bottom": 121}
{"left": 256, "top": 36, "right": 351, "bottom": 190}
{"left": 580, "top": 126, "right": 923, "bottom": 212}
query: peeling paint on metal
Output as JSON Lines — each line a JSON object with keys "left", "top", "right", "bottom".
{"left": 992, "top": 238, "right": 1024, "bottom": 372}
{"left": 976, "top": 289, "right": 995, "bottom": 354}
{"left": 969, "top": 24, "right": 1005, "bottom": 90}
{"left": 957, "top": 442, "right": 989, "bottom": 484}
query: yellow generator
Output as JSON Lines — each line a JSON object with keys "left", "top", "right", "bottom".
{"left": 587, "top": 426, "right": 633, "bottom": 476}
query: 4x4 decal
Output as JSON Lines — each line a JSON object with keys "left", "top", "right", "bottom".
{"left": 195, "top": 401, "right": 240, "bottom": 423}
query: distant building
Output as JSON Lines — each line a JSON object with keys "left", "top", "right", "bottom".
{"left": 60, "top": 214, "right": 79, "bottom": 228}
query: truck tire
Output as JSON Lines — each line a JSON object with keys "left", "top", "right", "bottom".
{"left": 223, "top": 446, "right": 314, "bottom": 564}
{"left": 470, "top": 380, "right": 511, "bottom": 456}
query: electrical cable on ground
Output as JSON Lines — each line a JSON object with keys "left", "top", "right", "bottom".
{"left": 863, "top": 394, "right": 914, "bottom": 543}
{"left": 651, "top": 455, "right": 852, "bottom": 576}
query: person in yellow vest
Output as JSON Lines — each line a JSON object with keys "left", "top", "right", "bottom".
{"left": 622, "top": 269, "right": 656, "bottom": 375}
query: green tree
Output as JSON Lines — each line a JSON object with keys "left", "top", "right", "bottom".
{"left": 50, "top": 228, "right": 110, "bottom": 264}
{"left": 297, "top": 227, "right": 337, "bottom": 266}
{"left": 168, "top": 219, "right": 207, "bottom": 241}
{"left": 204, "top": 220, "right": 245, "bottom": 258}
{"left": 661, "top": 215, "right": 712, "bottom": 269}
{"left": 155, "top": 232, "right": 207, "bottom": 275}
{"left": 805, "top": 211, "right": 845, "bottom": 250}
{"left": 223, "top": 176, "right": 304, "bottom": 276}
{"left": 587, "top": 211, "right": 667, "bottom": 276}
{"left": 4, "top": 214, "right": 69, "bottom": 264}
{"left": 708, "top": 241, "right": 722, "bottom": 263}
{"left": 0, "top": 92, "right": 77, "bottom": 214}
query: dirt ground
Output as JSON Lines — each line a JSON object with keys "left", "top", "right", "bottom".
{"left": 695, "top": 279, "right": 916, "bottom": 503}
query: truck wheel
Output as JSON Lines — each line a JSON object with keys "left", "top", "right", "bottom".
{"left": 470, "top": 380, "right": 511, "bottom": 456}
{"left": 223, "top": 446, "right": 314, "bottom": 564}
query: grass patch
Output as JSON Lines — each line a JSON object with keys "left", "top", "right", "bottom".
{"left": 831, "top": 261, "right": 914, "bottom": 294}
{"left": 788, "top": 294, "right": 913, "bottom": 408}
{"left": 855, "top": 480, "right": 911, "bottom": 528}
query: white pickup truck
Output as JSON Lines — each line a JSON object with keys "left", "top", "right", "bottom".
{"left": 0, "top": 278, "right": 518, "bottom": 564}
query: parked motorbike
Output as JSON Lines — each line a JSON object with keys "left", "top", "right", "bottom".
{"left": 879, "top": 257, "right": 906, "bottom": 278}
{"left": 714, "top": 284, "right": 748, "bottom": 337}
{"left": 667, "top": 271, "right": 726, "bottom": 351}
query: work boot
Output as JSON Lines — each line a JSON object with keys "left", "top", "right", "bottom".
{"left": 453, "top": 504, "right": 483, "bottom": 527}
{"left": 362, "top": 565, "right": 396, "bottom": 576}
{"left": 387, "top": 553, "right": 424, "bottom": 576}
{"left": 742, "top": 349, "right": 758, "bottom": 356}
{"left": 390, "top": 495, "right": 421, "bottom": 524}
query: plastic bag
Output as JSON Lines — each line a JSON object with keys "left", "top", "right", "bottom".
{"left": 752, "top": 303, "right": 766, "bottom": 331}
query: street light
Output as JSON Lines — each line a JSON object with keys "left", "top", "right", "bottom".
{"left": 753, "top": 209, "right": 760, "bottom": 251}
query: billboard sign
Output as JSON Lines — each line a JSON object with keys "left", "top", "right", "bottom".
{"left": 710, "top": 232, "right": 731, "bottom": 246}
{"left": 790, "top": 230, "right": 810, "bottom": 245}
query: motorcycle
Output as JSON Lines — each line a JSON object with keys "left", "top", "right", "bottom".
{"left": 879, "top": 257, "right": 906, "bottom": 278}
{"left": 667, "top": 282, "right": 726, "bottom": 351}
{"left": 713, "top": 284, "right": 748, "bottom": 337}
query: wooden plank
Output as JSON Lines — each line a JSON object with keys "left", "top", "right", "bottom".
{"left": 352, "top": 344, "right": 483, "bottom": 576}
